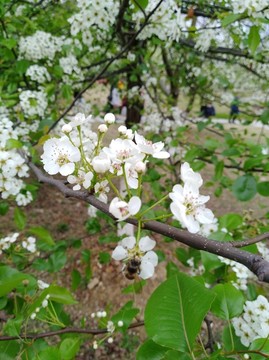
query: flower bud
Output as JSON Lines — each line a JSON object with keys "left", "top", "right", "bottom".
{"left": 118, "top": 125, "right": 127, "bottom": 134}
{"left": 62, "top": 123, "right": 72, "bottom": 133}
{"left": 92, "top": 154, "right": 110, "bottom": 173}
{"left": 104, "top": 113, "right": 115, "bottom": 124}
{"left": 135, "top": 161, "right": 146, "bottom": 173}
{"left": 98, "top": 124, "right": 108, "bottom": 133}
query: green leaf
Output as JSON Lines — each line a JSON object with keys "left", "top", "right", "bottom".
{"left": 0, "top": 201, "right": 9, "bottom": 216}
{"left": 243, "top": 157, "right": 263, "bottom": 171}
{"left": 5, "top": 139, "right": 22, "bottom": 150}
{"left": 222, "top": 325, "right": 246, "bottom": 352}
{"left": 0, "top": 341, "right": 20, "bottom": 360}
{"left": 221, "top": 13, "right": 242, "bottom": 27}
{"left": 201, "top": 252, "right": 222, "bottom": 272}
{"left": 111, "top": 301, "right": 139, "bottom": 332}
{"left": 48, "top": 251, "right": 67, "bottom": 272}
{"left": 131, "top": 0, "right": 148, "bottom": 11}
{"left": 248, "top": 25, "right": 260, "bottom": 55}
{"left": 164, "top": 350, "right": 191, "bottom": 360}
{"left": 232, "top": 175, "right": 257, "bottom": 201}
{"left": 85, "top": 218, "right": 101, "bottom": 234}
{"left": 122, "top": 280, "right": 146, "bottom": 294}
{"left": 214, "top": 161, "right": 224, "bottom": 180}
{"left": 71, "top": 269, "right": 81, "bottom": 291}
{"left": 0, "top": 38, "right": 17, "bottom": 49}
{"left": 144, "top": 273, "right": 215, "bottom": 352}
{"left": 3, "top": 316, "right": 23, "bottom": 336}
{"left": 98, "top": 252, "right": 111, "bottom": 264}
{"left": 257, "top": 182, "right": 269, "bottom": 197}
{"left": 250, "top": 338, "right": 269, "bottom": 359}
{"left": 47, "top": 285, "right": 77, "bottom": 305}
{"left": 28, "top": 226, "right": 55, "bottom": 246}
{"left": 14, "top": 207, "right": 26, "bottom": 230}
{"left": 137, "top": 339, "right": 168, "bottom": 360}
{"left": 211, "top": 284, "right": 245, "bottom": 320}
{"left": 219, "top": 213, "right": 243, "bottom": 231}
{"left": 59, "top": 338, "right": 81, "bottom": 360}
{"left": 37, "top": 347, "right": 61, "bottom": 360}
{"left": 0, "top": 266, "right": 33, "bottom": 297}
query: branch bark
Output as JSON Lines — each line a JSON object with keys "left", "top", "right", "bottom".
{"left": 0, "top": 321, "right": 144, "bottom": 341}
{"left": 28, "top": 162, "right": 269, "bottom": 284}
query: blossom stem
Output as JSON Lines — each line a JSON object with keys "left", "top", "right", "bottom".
{"left": 136, "top": 220, "right": 142, "bottom": 245}
{"left": 105, "top": 176, "right": 122, "bottom": 199}
{"left": 139, "top": 193, "right": 170, "bottom": 218}
{"left": 122, "top": 164, "right": 131, "bottom": 198}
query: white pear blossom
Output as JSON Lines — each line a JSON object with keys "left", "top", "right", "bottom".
{"left": 70, "top": 113, "right": 90, "bottom": 127}
{"left": 22, "top": 236, "right": 36, "bottom": 253}
{"left": 37, "top": 280, "right": 49, "bottom": 290}
{"left": 94, "top": 180, "right": 109, "bottom": 203}
{"left": 67, "top": 170, "right": 93, "bottom": 190}
{"left": 41, "top": 137, "right": 81, "bottom": 176}
{"left": 135, "top": 132, "right": 170, "bottom": 159}
{"left": 233, "top": 295, "right": 269, "bottom": 347}
{"left": 169, "top": 162, "right": 216, "bottom": 233}
{"left": 109, "top": 196, "right": 141, "bottom": 221}
{"left": 112, "top": 236, "right": 158, "bottom": 279}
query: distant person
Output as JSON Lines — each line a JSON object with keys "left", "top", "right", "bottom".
{"left": 205, "top": 103, "right": 216, "bottom": 118}
{"left": 229, "top": 97, "right": 239, "bottom": 123}
{"left": 200, "top": 103, "right": 216, "bottom": 118}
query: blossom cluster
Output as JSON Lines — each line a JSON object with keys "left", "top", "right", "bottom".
{"left": 19, "top": 89, "right": 48, "bottom": 118}
{"left": 233, "top": 295, "right": 269, "bottom": 347}
{"left": 0, "top": 117, "right": 34, "bottom": 205}
{"left": 0, "top": 233, "right": 37, "bottom": 255}
{"left": 26, "top": 65, "right": 51, "bottom": 84}
{"left": 19, "top": 30, "right": 63, "bottom": 61}
{"left": 41, "top": 112, "right": 217, "bottom": 279}
{"left": 68, "top": 0, "right": 119, "bottom": 48}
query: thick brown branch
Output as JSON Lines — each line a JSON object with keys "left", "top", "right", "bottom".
{"left": 28, "top": 162, "right": 269, "bottom": 284}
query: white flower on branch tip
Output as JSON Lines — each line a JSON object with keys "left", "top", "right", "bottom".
{"left": 112, "top": 236, "right": 158, "bottom": 279}
{"left": 181, "top": 162, "right": 203, "bottom": 188}
{"left": 135, "top": 132, "right": 170, "bottom": 159}
{"left": 67, "top": 170, "right": 93, "bottom": 190}
{"left": 169, "top": 163, "right": 215, "bottom": 234}
{"left": 109, "top": 196, "right": 141, "bottom": 221}
{"left": 41, "top": 137, "right": 81, "bottom": 176}
{"left": 103, "top": 138, "right": 143, "bottom": 167}
{"left": 70, "top": 112, "right": 91, "bottom": 127}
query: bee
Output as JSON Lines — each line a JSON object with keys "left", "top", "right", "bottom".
{"left": 124, "top": 256, "right": 141, "bottom": 280}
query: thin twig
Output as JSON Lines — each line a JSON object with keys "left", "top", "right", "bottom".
{"left": 0, "top": 321, "right": 144, "bottom": 341}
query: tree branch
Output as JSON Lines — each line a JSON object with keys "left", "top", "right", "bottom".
{"left": 28, "top": 161, "right": 269, "bottom": 284}
{"left": 46, "top": 0, "right": 165, "bottom": 133}
{"left": 0, "top": 321, "right": 144, "bottom": 341}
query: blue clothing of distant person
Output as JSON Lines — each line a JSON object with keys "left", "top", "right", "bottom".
{"left": 229, "top": 97, "right": 239, "bottom": 123}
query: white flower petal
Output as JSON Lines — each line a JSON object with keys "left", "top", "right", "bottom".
{"left": 142, "top": 251, "right": 158, "bottom": 267}
{"left": 112, "top": 245, "right": 128, "bottom": 261}
{"left": 139, "top": 236, "right": 156, "bottom": 252}
{"left": 139, "top": 261, "right": 155, "bottom": 279}
{"left": 121, "top": 236, "right": 136, "bottom": 249}
{"left": 128, "top": 196, "right": 141, "bottom": 215}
